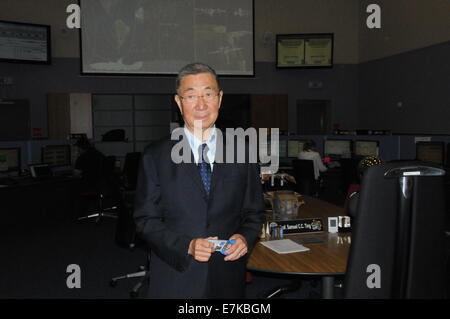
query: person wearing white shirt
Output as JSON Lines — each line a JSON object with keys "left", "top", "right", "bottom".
{"left": 297, "top": 140, "right": 328, "bottom": 180}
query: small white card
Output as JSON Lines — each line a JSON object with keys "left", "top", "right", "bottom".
{"left": 260, "top": 239, "right": 310, "bottom": 254}
{"left": 208, "top": 239, "right": 228, "bottom": 252}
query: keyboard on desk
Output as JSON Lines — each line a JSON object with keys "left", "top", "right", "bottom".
{"left": 327, "top": 161, "right": 341, "bottom": 169}
{"left": 53, "top": 169, "right": 74, "bottom": 177}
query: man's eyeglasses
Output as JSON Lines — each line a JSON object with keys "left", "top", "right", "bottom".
{"left": 178, "top": 92, "right": 220, "bottom": 104}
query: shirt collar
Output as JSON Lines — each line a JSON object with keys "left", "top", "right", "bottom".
{"left": 183, "top": 125, "right": 216, "bottom": 162}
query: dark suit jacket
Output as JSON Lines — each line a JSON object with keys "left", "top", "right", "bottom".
{"left": 133, "top": 131, "right": 265, "bottom": 298}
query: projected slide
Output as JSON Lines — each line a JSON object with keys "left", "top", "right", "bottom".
{"left": 80, "top": 0, "right": 254, "bottom": 75}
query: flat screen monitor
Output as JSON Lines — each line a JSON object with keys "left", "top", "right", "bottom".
{"left": 354, "top": 140, "right": 379, "bottom": 157}
{"left": 0, "top": 20, "right": 51, "bottom": 64}
{"left": 0, "top": 147, "right": 21, "bottom": 173}
{"left": 416, "top": 141, "right": 445, "bottom": 165}
{"left": 42, "top": 145, "right": 71, "bottom": 167}
{"left": 324, "top": 139, "right": 352, "bottom": 158}
{"left": 287, "top": 140, "right": 306, "bottom": 158}
{"left": 276, "top": 33, "right": 333, "bottom": 68}
{"left": 279, "top": 140, "right": 287, "bottom": 158}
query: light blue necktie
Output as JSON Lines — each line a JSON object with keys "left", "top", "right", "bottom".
{"left": 197, "top": 143, "right": 211, "bottom": 196}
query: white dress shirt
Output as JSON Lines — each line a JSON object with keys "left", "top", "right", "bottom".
{"left": 183, "top": 126, "right": 216, "bottom": 171}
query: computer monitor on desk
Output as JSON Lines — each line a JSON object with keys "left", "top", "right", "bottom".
{"left": 0, "top": 147, "right": 21, "bottom": 175}
{"left": 354, "top": 140, "right": 379, "bottom": 157}
{"left": 287, "top": 140, "right": 306, "bottom": 158}
{"left": 416, "top": 141, "right": 445, "bottom": 166}
{"left": 324, "top": 139, "right": 352, "bottom": 160}
{"left": 279, "top": 140, "right": 287, "bottom": 158}
{"left": 42, "top": 145, "right": 71, "bottom": 167}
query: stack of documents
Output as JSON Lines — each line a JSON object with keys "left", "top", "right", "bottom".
{"left": 260, "top": 239, "right": 310, "bottom": 254}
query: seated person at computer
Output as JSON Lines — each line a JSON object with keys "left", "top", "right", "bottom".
{"left": 297, "top": 140, "right": 328, "bottom": 180}
{"left": 346, "top": 156, "right": 383, "bottom": 219}
{"left": 73, "top": 138, "right": 106, "bottom": 192}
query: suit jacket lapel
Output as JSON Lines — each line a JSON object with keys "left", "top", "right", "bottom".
{"left": 181, "top": 161, "right": 208, "bottom": 198}
{"left": 171, "top": 132, "right": 208, "bottom": 199}
{"left": 209, "top": 162, "right": 224, "bottom": 197}
{"left": 209, "top": 130, "right": 231, "bottom": 195}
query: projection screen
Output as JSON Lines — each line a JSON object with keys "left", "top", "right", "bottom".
{"left": 80, "top": 0, "right": 254, "bottom": 76}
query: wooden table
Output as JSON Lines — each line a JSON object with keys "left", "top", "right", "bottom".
{"left": 247, "top": 195, "right": 351, "bottom": 299}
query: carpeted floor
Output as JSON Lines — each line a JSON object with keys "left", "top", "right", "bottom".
{"left": 0, "top": 217, "right": 321, "bottom": 299}
{"left": 2, "top": 213, "right": 447, "bottom": 299}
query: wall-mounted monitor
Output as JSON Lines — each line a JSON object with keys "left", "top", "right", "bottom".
{"left": 324, "top": 139, "right": 352, "bottom": 158}
{"left": 80, "top": 0, "right": 254, "bottom": 76}
{"left": 354, "top": 140, "right": 379, "bottom": 157}
{"left": 0, "top": 147, "right": 21, "bottom": 174}
{"left": 0, "top": 20, "right": 51, "bottom": 64}
{"left": 42, "top": 145, "right": 71, "bottom": 167}
{"left": 416, "top": 141, "right": 445, "bottom": 165}
{"left": 276, "top": 33, "right": 333, "bottom": 68}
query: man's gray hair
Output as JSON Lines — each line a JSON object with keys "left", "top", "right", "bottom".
{"left": 175, "top": 62, "right": 220, "bottom": 93}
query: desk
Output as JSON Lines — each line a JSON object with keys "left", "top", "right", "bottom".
{"left": 247, "top": 196, "right": 350, "bottom": 299}
{"left": 0, "top": 176, "right": 80, "bottom": 226}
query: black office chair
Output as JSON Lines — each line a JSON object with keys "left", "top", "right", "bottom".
{"left": 110, "top": 193, "right": 150, "bottom": 298}
{"left": 115, "top": 152, "right": 142, "bottom": 249}
{"left": 339, "top": 158, "right": 359, "bottom": 195}
{"left": 110, "top": 152, "right": 150, "bottom": 298}
{"left": 292, "top": 159, "right": 318, "bottom": 196}
{"left": 78, "top": 155, "right": 121, "bottom": 224}
{"left": 343, "top": 161, "right": 447, "bottom": 298}
{"left": 121, "top": 152, "right": 141, "bottom": 191}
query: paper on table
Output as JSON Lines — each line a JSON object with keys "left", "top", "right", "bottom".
{"left": 260, "top": 239, "right": 310, "bottom": 254}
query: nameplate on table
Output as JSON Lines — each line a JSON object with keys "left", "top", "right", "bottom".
{"left": 271, "top": 218, "right": 324, "bottom": 234}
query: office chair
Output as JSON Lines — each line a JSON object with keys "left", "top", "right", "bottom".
{"left": 101, "top": 129, "right": 126, "bottom": 142}
{"left": 256, "top": 280, "right": 302, "bottom": 299}
{"left": 115, "top": 152, "right": 142, "bottom": 249}
{"left": 339, "top": 158, "right": 359, "bottom": 195}
{"left": 343, "top": 161, "right": 446, "bottom": 298}
{"left": 110, "top": 198, "right": 150, "bottom": 298}
{"left": 110, "top": 152, "right": 150, "bottom": 298}
{"left": 292, "top": 159, "right": 318, "bottom": 196}
{"left": 77, "top": 155, "right": 120, "bottom": 224}
{"left": 122, "top": 152, "right": 141, "bottom": 191}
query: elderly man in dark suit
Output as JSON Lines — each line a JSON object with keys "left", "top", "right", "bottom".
{"left": 133, "top": 62, "right": 265, "bottom": 299}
